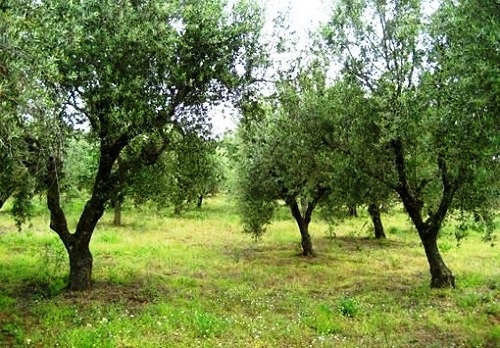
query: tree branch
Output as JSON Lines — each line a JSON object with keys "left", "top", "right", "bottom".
{"left": 391, "top": 138, "right": 425, "bottom": 230}
{"left": 424, "top": 155, "right": 459, "bottom": 231}
{"left": 46, "top": 156, "right": 72, "bottom": 244}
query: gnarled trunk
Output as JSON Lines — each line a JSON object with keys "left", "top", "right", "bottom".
{"left": 367, "top": 203, "right": 385, "bottom": 239}
{"left": 421, "top": 232, "right": 455, "bottom": 288}
{"left": 46, "top": 155, "right": 109, "bottom": 291}
{"left": 66, "top": 239, "right": 93, "bottom": 291}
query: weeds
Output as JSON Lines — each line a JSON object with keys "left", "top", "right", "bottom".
{"left": 336, "top": 296, "right": 359, "bottom": 318}
{"left": 303, "top": 303, "right": 342, "bottom": 335}
{"left": 35, "top": 238, "right": 67, "bottom": 297}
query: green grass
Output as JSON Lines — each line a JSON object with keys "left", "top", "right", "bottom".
{"left": 0, "top": 196, "right": 499, "bottom": 347}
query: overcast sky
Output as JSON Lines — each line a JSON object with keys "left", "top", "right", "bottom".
{"left": 264, "top": 0, "right": 330, "bottom": 34}
{"left": 211, "top": 0, "right": 331, "bottom": 135}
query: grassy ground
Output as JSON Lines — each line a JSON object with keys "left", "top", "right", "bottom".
{"left": 0, "top": 196, "right": 499, "bottom": 347}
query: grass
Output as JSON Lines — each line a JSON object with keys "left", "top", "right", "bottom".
{"left": 0, "top": 196, "right": 499, "bottom": 347}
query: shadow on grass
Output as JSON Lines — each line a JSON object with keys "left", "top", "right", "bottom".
{"left": 223, "top": 235, "right": 411, "bottom": 262}
{"left": 58, "top": 280, "right": 171, "bottom": 306}
{"left": 220, "top": 238, "right": 416, "bottom": 274}
{"left": 321, "top": 235, "right": 412, "bottom": 251}
{"left": 3, "top": 277, "right": 171, "bottom": 308}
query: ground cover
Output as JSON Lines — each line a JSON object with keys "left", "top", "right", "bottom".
{"left": 0, "top": 197, "right": 498, "bottom": 347}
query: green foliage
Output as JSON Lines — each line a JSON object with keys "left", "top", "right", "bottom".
{"left": 303, "top": 303, "right": 342, "bottom": 335}
{"left": 126, "top": 132, "right": 227, "bottom": 214}
{"left": 428, "top": 0, "right": 500, "bottom": 226}
{"left": 1, "top": 1, "right": 68, "bottom": 227}
{"left": 0, "top": 0, "right": 267, "bottom": 290}
{"left": 168, "top": 135, "right": 226, "bottom": 213}
{"left": 336, "top": 296, "right": 359, "bottom": 318}
{"left": 235, "top": 68, "right": 340, "bottom": 237}
{"left": 61, "top": 135, "right": 99, "bottom": 199}
{"left": 316, "top": 0, "right": 499, "bottom": 287}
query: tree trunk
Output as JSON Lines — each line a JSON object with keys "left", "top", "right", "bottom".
{"left": 66, "top": 239, "right": 93, "bottom": 291}
{"left": 113, "top": 197, "right": 122, "bottom": 226}
{"left": 421, "top": 232, "right": 455, "bottom": 288}
{"left": 288, "top": 199, "right": 315, "bottom": 257}
{"left": 391, "top": 138, "right": 457, "bottom": 289}
{"left": 298, "top": 222, "right": 314, "bottom": 257}
{"left": 197, "top": 194, "right": 203, "bottom": 208}
{"left": 348, "top": 205, "right": 358, "bottom": 217}
{"left": 368, "top": 203, "right": 386, "bottom": 239}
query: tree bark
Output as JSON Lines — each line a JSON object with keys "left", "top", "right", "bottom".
{"left": 298, "top": 221, "right": 314, "bottom": 257}
{"left": 46, "top": 155, "right": 110, "bottom": 291}
{"left": 112, "top": 196, "right": 122, "bottom": 226}
{"left": 367, "top": 203, "right": 386, "bottom": 239}
{"left": 197, "top": 194, "right": 203, "bottom": 208}
{"left": 43, "top": 82, "right": 182, "bottom": 292}
{"left": 66, "top": 239, "right": 93, "bottom": 291}
{"left": 288, "top": 199, "right": 315, "bottom": 257}
{"left": 422, "top": 232, "right": 455, "bottom": 288}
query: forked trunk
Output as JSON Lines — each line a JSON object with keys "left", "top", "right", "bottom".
{"left": 368, "top": 203, "right": 386, "bottom": 239}
{"left": 391, "top": 138, "right": 457, "bottom": 289}
{"left": 66, "top": 239, "right": 93, "bottom": 291}
{"left": 421, "top": 232, "right": 455, "bottom": 288}
{"left": 288, "top": 199, "right": 315, "bottom": 257}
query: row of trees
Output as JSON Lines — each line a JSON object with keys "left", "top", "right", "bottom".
{"left": 1, "top": 0, "right": 498, "bottom": 291}
{"left": 236, "top": 0, "right": 499, "bottom": 288}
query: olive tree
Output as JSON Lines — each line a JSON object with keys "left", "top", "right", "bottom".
{"left": 321, "top": 0, "right": 499, "bottom": 288}
{"left": 17, "top": 0, "right": 265, "bottom": 290}
{"left": 125, "top": 130, "right": 226, "bottom": 217}
{"left": 237, "top": 69, "right": 344, "bottom": 256}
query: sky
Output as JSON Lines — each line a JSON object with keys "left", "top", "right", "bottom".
{"left": 211, "top": 0, "right": 331, "bottom": 136}
{"left": 264, "top": 0, "right": 330, "bottom": 34}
